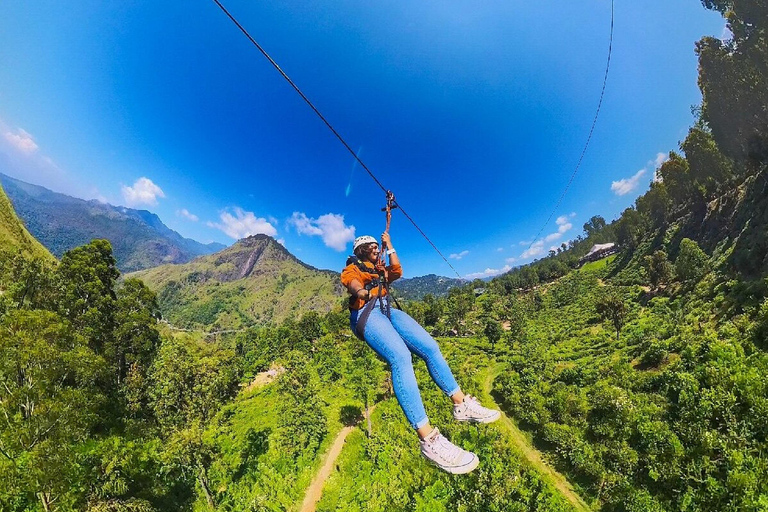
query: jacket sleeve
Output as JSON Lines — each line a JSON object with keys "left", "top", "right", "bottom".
{"left": 341, "top": 264, "right": 360, "bottom": 290}
{"left": 387, "top": 262, "right": 402, "bottom": 283}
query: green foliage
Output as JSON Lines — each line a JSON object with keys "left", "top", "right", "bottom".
{"left": 149, "top": 336, "right": 240, "bottom": 431}
{"left": 754, "top": 299, "right": 768, "bottom": 349}
{"left": 616, "top": 207, "right": 646, "bottom": 250}
{"left": 0, "top": 309, "right": 107, "bottom": 511}
{"left": 644, "top": 250, "right": 674, "bottom": 290}
{"left": 675, "top": 238, "right": 710, "bottom": 282}
{"left": 56, "top": 239, "right": 119, "bottom": 353}
{"left": 273, "top": 351, "right": 328, "bottom": 459}
{"left": 0, "top": 251, "right": 56, "bottom": 312}
{"left": 595, "top": 286, "right": 628, "bottom": 340}
{"left": 697, "top": 1, "right": 768, "bottom": 163}
{"left": 583, "top": 215, "right": 607, "bottom": 237}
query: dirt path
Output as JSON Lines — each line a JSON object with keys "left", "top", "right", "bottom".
{"left": 480, "top": 363, "right": 592, "bottom": 512}
{"left": 241, "top": 366, "right": 285, "bottom": 394}
{"left": 298, "top": 405, "right": 376, "bottom": 512}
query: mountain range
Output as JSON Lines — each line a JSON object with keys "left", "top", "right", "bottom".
{"left": 390, "top": 273, "right": 466, "bottom": 300}
{"left": 0, "top": 172, "right": 225, "bottom": 272}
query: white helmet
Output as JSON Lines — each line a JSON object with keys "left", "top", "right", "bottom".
{"left": 353, "top": 235, "right": 378, "bottom": 252}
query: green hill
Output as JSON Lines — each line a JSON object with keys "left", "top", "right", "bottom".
{"left": 0, "top": 172, "right": 225, "bottom": 272}
{"left": 130, "top": 234, "right": 344, "bottom": 329}
{"left": 0, "top": 180, "right": 54, "bottom": 261}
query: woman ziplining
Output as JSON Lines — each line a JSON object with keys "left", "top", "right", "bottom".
{"left": 340, "top": 194, "right": 500, "bottom": 474}
{"left": 211, "top": 0, "right": 614, "bottom": 473}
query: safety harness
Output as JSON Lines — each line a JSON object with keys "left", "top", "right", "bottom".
{"left": 351, "top": 191, "right": 402, "bottom": 340}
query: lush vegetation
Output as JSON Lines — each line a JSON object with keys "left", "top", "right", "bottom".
{"left": 2, "top": 1, "right": 767, "bottom": 510}
{"left": 391, "top": 2, "right": 768, "bottom": 508}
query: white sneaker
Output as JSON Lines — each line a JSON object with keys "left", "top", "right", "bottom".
{"left": 453, "top": 395, "right": 501, "bottom": 424}
{"left": 419, "top": 427, "right": 479, "bottom": 474}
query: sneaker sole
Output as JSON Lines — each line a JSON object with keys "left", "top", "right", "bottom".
{"left": 454, "top": 411, "right": 502, "bottom": 424}
{"left": 422, "top": 453, "right": 480, "bottom": 474}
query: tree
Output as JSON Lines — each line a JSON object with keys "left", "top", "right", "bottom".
{"left": 675, "top": 238, "right": 710, "bottom": 282}
{"left": 635, "top": 182, "right": 671, "bottom": 229}
{"left": 421, "top": 294, "right": 442, "bottom": 327}
{"left": 446, "top": 287, "right": 473, "bottom": 334}
{"left": 297, "top": 310, "right": 325, "bottom": 347}
{"left": 274, "top": 351, "right": 327, "bottom": 456}
{"left": 149, "top": 337, "right": 240, "bottom": 509}
{"left": 583, "top": 215, "right": 607, "bottom": 238}
{"left": 484, "top": 319, "right": 503, "bottom": 351}
{"left": 656, "top": 152, "right": 698, "bottom": 206}
{"left": 682, "top": 127, "right": 734, "bottom": 196}
{"left": 595, "top": 287, "right": 627, "bottom": 341}
{"left": 616, "top": 208, "right": 646, "bottom": 250}
{"left": 0, "top": 310, "right": 106, "bottom": 511}
{"left": 0, "top": 252, "right": 55, "bottom": 312}
{"left": 696, "top": 3, "right": 768, "bottom": 164}
{"left": 55, "top": 240, "right": 119, "bottom": 354}
{"left": 113, "top": 279, "right": 161, "bottom": 386}
{"left": 644, "top": 250, "right": 674, "bottom": 290}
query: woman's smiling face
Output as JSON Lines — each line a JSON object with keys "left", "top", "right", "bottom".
{"left": 364, "top": 243, "right": 380, "bottom": 262}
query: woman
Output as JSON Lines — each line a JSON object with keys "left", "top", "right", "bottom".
{"left": 341, "top": 233, "right": 500, "bottom": 474}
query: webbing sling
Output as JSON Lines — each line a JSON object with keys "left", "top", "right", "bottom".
{"left": 353, "top": 270, "right": 401, "bottom": 341}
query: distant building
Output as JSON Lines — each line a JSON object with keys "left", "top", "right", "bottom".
{"left": 579, "top": 243, "right": 617, "bottom": 265}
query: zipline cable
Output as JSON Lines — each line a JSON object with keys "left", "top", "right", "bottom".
{"left": 526, "top": 0, "right": 614, "bottom": 253}
{"left": 211, "top": 0, "right": 463, "bottom": 279}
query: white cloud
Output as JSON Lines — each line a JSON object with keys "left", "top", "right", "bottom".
{"left": 208, "top": 207, "right": 278, "bottom": 240}
{"left": 3, "top": 128, "right": 38, "bottom": 154}
{"left": 520, "top": 240, "right": 545, "bottom": 260}
{"left": 121, "top": 177, "right": 165, "bottom": 206}
{"left": 276, "top": 238, "right": 286, "bottom": 247}
{"left": 450, "top": 250, "right": 470, "bottom": 260}
{"left": 654, "top": 152, "right": 669, "bottom": 168}
{"left": 177, "top": 208, "right": 199, "bottom": 222}
{"left": 497, "top": 247, "right": 504, "bottom": 252}
{"left": 611, "top": 169, "right": 646, "bottom": 196}
{"left": 539, "top": 214, "right": 575, "bottom": 243}
{"left": 465, "top": 265, "right": 512, "bottom": 280}
{"left": 288, "top": 212, "right": 355, "bottom": 251}
{"left": 505, "top": 257, "right": 517, "bottom": 264}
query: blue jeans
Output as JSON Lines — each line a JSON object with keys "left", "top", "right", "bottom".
{"left": 350, "top": 306, "right": 461, "bottom": 429}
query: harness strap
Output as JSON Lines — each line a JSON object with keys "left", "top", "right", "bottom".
{"left": 354, "top": 293, "right": 385, "bottom": 340}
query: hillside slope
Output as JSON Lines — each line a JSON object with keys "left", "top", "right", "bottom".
{"left": 0, "top": 180, "right": 54, "bottom": 261}
{"left": 0, "top": 172, "right": 225, "bottom": 272}
{"left": 131, "top": 234, "right": 344, "bottom": 329}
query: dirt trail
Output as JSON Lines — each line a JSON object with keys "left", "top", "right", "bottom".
{"left": 296, "top": 362, "right": 590, "bottom": 512}
{"left": 298, "top": 405, "right": 376, "bottom": 512}
{"left": 242, "top": 366, "right": 285, "bottom": 393}
{"left": 480, "top": 363, "right": 592, "bottom": 512}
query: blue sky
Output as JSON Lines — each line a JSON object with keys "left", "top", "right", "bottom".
{"left": 0, "top": 1, "right": 725, "bottom": 278}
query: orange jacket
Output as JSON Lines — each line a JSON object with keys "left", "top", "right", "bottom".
{"left": 341, "top": 259, "right": 402, "bottom": 311}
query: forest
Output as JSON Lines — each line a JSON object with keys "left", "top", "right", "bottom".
{"left": 1, "top": 0, "right": 767, "bottom": 510}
